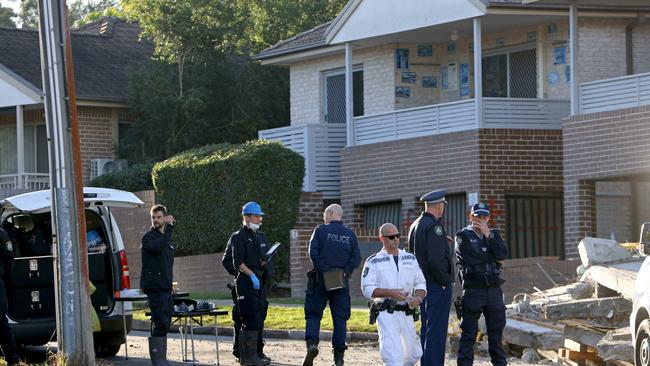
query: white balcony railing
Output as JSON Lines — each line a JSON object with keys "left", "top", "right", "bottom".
{"left": 259, "top": 124, "right": 346, "bottom": 199}
{"left": 0, "top": 173, "right": 49, "bottom": 191}
{"left": 580, "top": 72, "right": 650, "bottom": 114}
{"left": 354, "top": 98, "right": 568, "bottom": 146}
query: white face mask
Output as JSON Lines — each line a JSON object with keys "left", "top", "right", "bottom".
{"left": 248, "top": 222, "right": 260, "bottom": 231}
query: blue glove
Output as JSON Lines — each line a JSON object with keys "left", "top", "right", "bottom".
{"left": 249, "top": 273, "right": 261, "bottom": 290}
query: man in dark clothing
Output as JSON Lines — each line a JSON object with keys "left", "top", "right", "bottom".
{"left": 222, "top": 216, "right": 272, "bottom": 363}
{"left": 0, "top": 229, "right": 20, "bottom": 366}
{"left": 302, "top": 204, "right": 361, "bottom": 366}
{"left": 231, "top": 201, "right": 271, "bottom": 366}
{"left": 141, "top": 204, "right": 175, "bottom": 366}
{"left": 407, "top": 189, "right": 454, "bottom": 366}
{"left": 455, "top": 203, "right": 508, "bottom": 366}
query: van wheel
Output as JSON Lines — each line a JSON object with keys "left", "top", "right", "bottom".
{"left": 95, "top": 343, "right": 121, "bottom": 358}
{"left": 636, "top": 319, "right": 650, "bottom": 366}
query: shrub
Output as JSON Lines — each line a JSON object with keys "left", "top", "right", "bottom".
{"left": 152, "top": 140, "right": 304, "bottom": 281}
{"left": 87, "top": 163, "right": 154, "bottom": 192}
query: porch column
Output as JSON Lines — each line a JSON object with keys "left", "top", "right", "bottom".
{"left": 345, "top": 42, "right": 355, "bottom": 147}
{"left": 16, "top": 105, "right": 24, "bottom": 189}
{"left": 570, "top": 0, "right": 579, "bottom": 115}
{"left": 473, "top": 18, "right": 483, "bottom": 127}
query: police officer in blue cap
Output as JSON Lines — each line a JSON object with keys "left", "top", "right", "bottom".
{"left": 455, "top": 203, "right": 508, "bottom": 366}
{"left": 407, "top": 189, "right": 454, "bottom": 366}
{"left": 302, "top": 204, "right": 361, "bottom": 366}
{"left": 231, "top": 201, "right": 272, "bottom": 366}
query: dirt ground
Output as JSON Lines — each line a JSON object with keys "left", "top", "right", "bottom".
{"left": 102, "top": 330, "right": 540, "bottom": 366}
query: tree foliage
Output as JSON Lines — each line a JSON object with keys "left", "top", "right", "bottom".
{"left": 0, "top": 1, "right": 15, "bottom": 28}
{"left": 17, "top": 0, "right": 123, "bottom": 29}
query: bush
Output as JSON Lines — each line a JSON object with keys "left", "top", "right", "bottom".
{"left": 87, "top": 163, "right": 154, "bottom": 192}
{"left": 152, "top": 140, "right": 304, "bottom": 281}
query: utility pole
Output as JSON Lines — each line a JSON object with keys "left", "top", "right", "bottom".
{"left": 37, "top": 0, "right": 96, "bottom": 364}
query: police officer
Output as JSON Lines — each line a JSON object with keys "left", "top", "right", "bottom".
{"left": 360, "top": 223, "right": 426, "bottom": 366}
{"left": 0, "top": 228, "right": 20, "bottom": 366}
{"left": 141, "top": 204, "right": 175, "bottom": 366}
{"left": 222, "top": 203, "right": 272, "bottom": 363}
{"left": 231, "top": 201, "right": 271, "bottom": 366}
{"left": 407, "top": 189, "right": 454, "bottom": 366}
{"left": 302, "top": 204, "right": 360, "bottom": 366}
{"left": 455, "top": 203, "right": 508, "bottom": 366}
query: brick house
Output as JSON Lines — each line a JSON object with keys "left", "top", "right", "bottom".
{"left": 256, "top": 0, "right": 650, "bottom": 261}
{"left": 0, "top": 17, "right": 152, "bottom": 193}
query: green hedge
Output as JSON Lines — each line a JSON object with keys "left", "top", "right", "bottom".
{"left": 152, "top": 140, "right": 304, "bottom": 281}
{"left": 87, "top": 163, "right": 154, "bottom": 192}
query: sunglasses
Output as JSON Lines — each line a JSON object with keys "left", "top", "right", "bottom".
{"left": 384, "top": 234, "right": 400, "bottom": 240}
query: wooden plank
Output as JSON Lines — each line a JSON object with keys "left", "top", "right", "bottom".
{"left": 561, "top": 319, "right": 612, "bottom": 348}
{"left": 559, "top": 348, "right": 602, "bottom": 361}
{"left": 564, "top": 339, "right": 588, "bottom": 352}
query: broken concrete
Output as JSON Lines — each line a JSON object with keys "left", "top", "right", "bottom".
{"left": 543, "top": 297, "right": 632, "bottom": 321}
{"left": 596, "top": 327, "right": 634, "bottom": 363}
{"left": 503, "top": 318, "right": 564, "bottom": 350}
{"left": 578, "top": 237, "right": 633, "bottom": 267}
{"left": 585, "top": 260, "right": 643, "bottom": 300}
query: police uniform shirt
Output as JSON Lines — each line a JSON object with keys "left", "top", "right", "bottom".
{"left": 360, "top": 249, "right": 427, "bottom": 302}
{"left": 231, "top": 226, "right": 266, "bottom": 275}
{"left": 407, "top": 212, "right": 454, "bottom": 287}
{"left": 0, "top": 229, "right": 14, "bottom": 278}
{"left": 455, "top": 226, "right": 508, "bottom": 288}
{"left": 309, "top": 220, "right": 361, "bottom": 275}
{"left": 224, "top": 228, "right": 270, "bottom": 277}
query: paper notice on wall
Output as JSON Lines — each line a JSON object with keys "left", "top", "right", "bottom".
{"left": 447, "top": 62, "right": 458, "bottom": 91}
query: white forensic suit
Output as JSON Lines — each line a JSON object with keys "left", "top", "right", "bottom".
{"left": 360, "top": 248, "right": 427, "bottom": 366}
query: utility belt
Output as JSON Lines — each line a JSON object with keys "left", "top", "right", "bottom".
{"left": 368, "top": 299, "right": 419, "bottom": 324}
{"left": 461, "top": 262, "right": 501, "bottom": 275}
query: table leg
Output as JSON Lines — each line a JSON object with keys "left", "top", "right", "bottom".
{"left": 179, "top": 319, "right": 186, "bottom": 361}
{"left": 214, "top": 315, "right": 219, "bottom": 365}
{"left": 184, "top": 319, "right": 189, "bottom": 361}
{"left": 122, "top": 307, "right": 129, "bottom": 360}
{"left": 190, "top": 319, "right": 196, "bottom": 363}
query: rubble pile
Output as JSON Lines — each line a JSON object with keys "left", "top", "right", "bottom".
{"left": 504, "top": 237, "right": 644, "bottom": 366}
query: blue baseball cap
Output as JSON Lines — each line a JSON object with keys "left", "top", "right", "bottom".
{"left": 471, "top": 203, "right": 490, "bottom": 216}
{"left": 420, "top": 189, "right": 447, "bottom": 204}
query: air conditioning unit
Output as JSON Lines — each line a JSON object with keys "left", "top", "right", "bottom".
{"left": 90, "top": 159, "right": 128, "bottom": 180}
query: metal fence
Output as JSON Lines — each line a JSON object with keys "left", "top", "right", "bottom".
{"left": 580, "top": 71, "right": 650, "bottom": 114}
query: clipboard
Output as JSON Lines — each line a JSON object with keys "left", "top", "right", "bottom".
{"left": 265, "top": 242, "right": 281, "bottom": 260}
{"left": 323, "top": 269, "right": 345, "bottom": 291}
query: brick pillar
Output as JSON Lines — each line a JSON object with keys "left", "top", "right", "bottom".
{"left": 289, "top": 228, "right": 315, "bottom": 298}
{"left": 294, "top": 192, "right": 324, "bottom": 229}
{"left": 342, "top": 203, "right": 364, "bottom": 231}
{"left": 479, "top": 191, "right": 506, "bottom": 234}
{"left": 565, "top": 179, "right": 596, "bottom": 259}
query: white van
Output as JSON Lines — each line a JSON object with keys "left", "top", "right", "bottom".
{"left": 631, "top": 223, "right": 650, "bottom": 366}
{"left": 0, "top": 187, "right": 143, "bottom": 357}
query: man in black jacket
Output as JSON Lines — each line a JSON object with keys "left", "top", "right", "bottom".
{"left": 0, "top": 229, "right": 20, "bottom": 366}
{"left": 407, "top": 189, "right": 454, "bottom": 366}
{"left": 141, "top": 204, "right": 175, "bottom": 366}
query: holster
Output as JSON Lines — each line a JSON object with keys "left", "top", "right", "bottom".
{"left": 307, "top": 268, "right": 317, "bottom": 289}
{"left": 453, "top": 296, "right": 463, "bottom": 320}
{"left": 367, "top": 301, "right": 380, "bottom": 325}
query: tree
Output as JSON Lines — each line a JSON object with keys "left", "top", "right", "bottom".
{"left": 18, "top": 0, "right": 38, "bottom": 28}
{"left": 17, "top": 0, "right": 121, "bottom": 29}
{"left": 0, "top": 1, "right": 16, "bottom": 28}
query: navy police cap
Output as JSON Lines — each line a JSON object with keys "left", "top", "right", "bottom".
{"left": 420, "top": 189, "right": 447, "bottom": 204}
{"left": 471, "top": 203, "right": 490, "bottom": 216}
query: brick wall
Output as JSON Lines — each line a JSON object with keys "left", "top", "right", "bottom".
{"left": 289, "top": 44, "right": 395, "bottom": 126}
{"left": 78, "top": 106, "right": 119, "bottom": 182}
{"left": 578, "top": 18, "right": 628, "bottom": 84}
{"left": 340, "top": 130, "right": 480, "bottom": 231}
{"left": 564, "top": 106, "right": 650, "bottom": 258}
{"left": 478, "top": 129, "right": 564, "bottom": 232}
{"left": 632, "top": 23, "right": 650, "bottom": 74}
{"left": 294, "top": 192, "right": 324, "bottom": 229}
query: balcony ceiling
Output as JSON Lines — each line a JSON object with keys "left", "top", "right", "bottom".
{"left": 351, "top": 14, "right": 566, "bottom": 49}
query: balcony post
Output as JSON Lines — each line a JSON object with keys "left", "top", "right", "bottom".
{"left": 16, "top": 105, "right": 24, "bottom": 189}
{"left": 570, "top": 0, "right": 579, "bottom": 115}
{"left": 345, "top": 42, "right": 355, "bottom": 146}
{"left": 473, "top": 18, "right": 483, "bottom": 127}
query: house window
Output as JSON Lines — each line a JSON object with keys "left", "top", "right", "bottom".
{"left": 0, "top": 125, "right": 17, "bottom": 175}
{"left": 324, "top": 67, "right": 364, "bottom": 124}
{"left": 118, "top": 122, "right": 131, "bottom": 143}
{"left": 24, "top": 124, "right": 49, "bottom": 173}
{"left": 483, "top": 47, "right": 537, "bottom": 98}
{"left": 364, "top": 201, "right": 401, "bottom": 231}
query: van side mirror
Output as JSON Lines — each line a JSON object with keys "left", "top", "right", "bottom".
{"left": 639, "top": 222, "right": 650, "bottom": 255}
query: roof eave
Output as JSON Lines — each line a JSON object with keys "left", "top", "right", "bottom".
{"left": 254, "top": 40, "right": 328, "bottom": 61}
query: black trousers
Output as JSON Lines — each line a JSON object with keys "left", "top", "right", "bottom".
{"left": 0, "top": 281, "right": 18, "bottom": 364}
{"left": 145, "top": 289, "right": 173, "bottom": 337}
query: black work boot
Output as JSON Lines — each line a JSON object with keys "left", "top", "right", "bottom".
{"left": 148, "top": 336, "right": 172, "bottom": 366}
{"left": 238, "top": 330, "right": 270, "bottom": 366}
{"left": 302, "top": 339, "right": 319, "bottom": 366}
{"left": 332, "top": 348, "right": 345, "bottom": 366}
{"left": 258, "top": 334, "right": 271, "bottom": 363}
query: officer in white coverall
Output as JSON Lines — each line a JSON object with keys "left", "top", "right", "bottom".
{"left": 360, "top": 223, "right": 427, "bottom": 366}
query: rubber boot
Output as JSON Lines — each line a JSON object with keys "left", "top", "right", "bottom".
{"left": 232, "top": 325, "right": 241, "bottom": 360}
{"left": 301, "top": 339, "right": 319, "bottom": 366}
{"left": 238, "top": 330, "right": 269, "bottom": 366}
{"left": 332, "top": 348, "right": 345, "bottom": 366}
{"left": 148, "top": 337, "right": 172, "bottom": 366}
